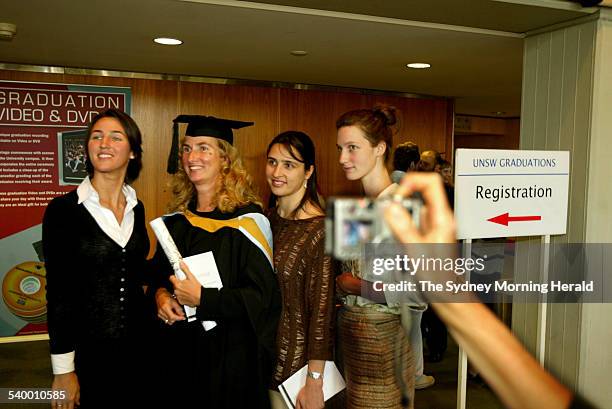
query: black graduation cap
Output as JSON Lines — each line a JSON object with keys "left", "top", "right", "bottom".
{"left": 167, "top": 115, "right": 254, "bottom": 174}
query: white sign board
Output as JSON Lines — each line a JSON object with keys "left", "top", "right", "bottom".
{"left": 454, "top": 149, "right": 570, "bottom": 239}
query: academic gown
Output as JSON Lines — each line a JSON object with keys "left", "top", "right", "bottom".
{"left": 149, "top": 202, "right": 281, "bottom": 409}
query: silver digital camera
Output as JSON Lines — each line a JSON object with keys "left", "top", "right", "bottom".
{"left": 325, "top": 196, "right": 422, "bottom": 260}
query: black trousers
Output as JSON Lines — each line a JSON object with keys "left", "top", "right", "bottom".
{"left": 75, "top": 337, "right": 153, "bottom": 408}
{"left": 421, "top": 308, "right": 447, "bottom": 358}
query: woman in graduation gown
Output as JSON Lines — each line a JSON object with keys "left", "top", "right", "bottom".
{"left": 150, "top": 115, "right": 281, "bottom": 409}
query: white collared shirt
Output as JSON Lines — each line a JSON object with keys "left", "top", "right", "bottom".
{"left": 51, "top": 177, "right": 138, "bottom": 375}
{"left": 78, "top": 176, "right": 138, "bottom": 248}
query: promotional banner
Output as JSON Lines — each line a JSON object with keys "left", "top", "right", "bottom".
{"left": 0, "top": 81, "right": 131, "bottom": 339}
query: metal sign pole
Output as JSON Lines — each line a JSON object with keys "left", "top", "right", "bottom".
{"left": 536, "top": 234, "right": 550, "bottom": 365}
{"left": 457, "top": 238, "right": 471, "bottom": 409}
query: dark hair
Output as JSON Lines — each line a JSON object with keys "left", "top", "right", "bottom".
{"left": 84, "top": 108, "right": 143, "bottom": 183}
{"left": 266, "top": 131, "right": 324, "bottom": 217}
{"left": 438, "top": 159, "right": 452, "bottom": 170}
{"left": 335, "top": 104, "right": 398, "bottom": 162}
{"left": 393, "top": 141, "right": 420, "bottom": 171}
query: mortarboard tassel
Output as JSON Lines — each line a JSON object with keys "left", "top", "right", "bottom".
{"left": 167, "top": 121, "right": 180, "bottom": 174}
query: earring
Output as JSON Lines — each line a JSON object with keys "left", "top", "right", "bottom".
{"left": 303, "top": 181, "right": 307, "bottom": 188}
{"left": 130, "top": 154, "right": 135, "bottom": 159}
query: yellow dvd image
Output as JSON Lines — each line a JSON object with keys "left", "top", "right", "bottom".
{"left": 2, "top": 261, "right": 47, "bottom": 323}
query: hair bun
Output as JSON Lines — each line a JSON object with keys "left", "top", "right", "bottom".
{"left": 373, "top": 104, "right": 397, "bottom": 126}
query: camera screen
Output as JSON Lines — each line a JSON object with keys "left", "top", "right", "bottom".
{"left": 343, "top": 219, "right": 373, "bottom": 248}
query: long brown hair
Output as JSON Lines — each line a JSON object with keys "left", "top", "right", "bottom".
{"left": 84, "top": 108, "right": 143, "bottom": 183}
{"left": 335, "top": 104, "right": 398, "bottom": 162}
{"left": 266, "top": 131, "right": 324, "bottom": 218}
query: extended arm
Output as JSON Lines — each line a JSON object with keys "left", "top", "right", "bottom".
{"left": 385, "top": 172, "right": 574, "bottom": 409}
{"left": 298, "top": 228, "right": 335, "bottom": 409}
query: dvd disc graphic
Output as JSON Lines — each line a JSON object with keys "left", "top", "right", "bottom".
{"left": 2, "top": 262, "right": 47, "bottom": 323}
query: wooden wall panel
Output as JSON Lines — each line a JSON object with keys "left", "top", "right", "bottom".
{"left": 129, "top": 78, "right": 180, "bottom": 222}
{"left": 176, "top": 82, "right": 280, "bottom": 208}
{"left": 275, "top": 91, "right": 454, "bottom": 198}
{"left": 455, "top": 134, "right": 517, "bottom": 150}
{"left": 454, "top": 118, "right": 520, "bottom": 151}
{"left": 455, "top": 115, "right": 506, "bottom": 135}
{"left": 367, "top": 96, "right": 451, "bottom": 158}
{"left": 0, "top": 68, "right": 451, "bottom": 228}
{"left": 278, "top": 89, "right": 367, "bottom": 198}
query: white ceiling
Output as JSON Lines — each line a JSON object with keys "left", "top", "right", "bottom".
{"left": 0, "top": 0, "right": 598, "bottom": 117}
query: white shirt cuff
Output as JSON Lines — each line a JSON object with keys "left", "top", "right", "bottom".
{"left": 51, "top": 351, "right": 75, "bottom": 375}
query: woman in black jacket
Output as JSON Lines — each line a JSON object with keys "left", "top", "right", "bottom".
{"left": 43, "top": 108, "right": 150, "bottom": 409}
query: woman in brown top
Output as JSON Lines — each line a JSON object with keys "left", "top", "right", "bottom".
{"left": 265, "top": 131, "right": 335, "bottom": 409}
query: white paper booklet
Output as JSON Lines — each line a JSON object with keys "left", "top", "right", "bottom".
{"left": 182, "top": 251, "right": 223, "bottom": 330}
{"left": 149, "top": 217, "right": 197, "bottom": 322}
{"left": 150, "top": 217, "right": 223, "bottom": 330}
{"left": 278, "top": 361, "right": 346, "bottom": 408}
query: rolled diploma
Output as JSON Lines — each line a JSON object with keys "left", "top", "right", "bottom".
{"left": 149, "top": 217, "right": 197, "bottom": 322}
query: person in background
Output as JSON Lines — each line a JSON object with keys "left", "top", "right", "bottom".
{"left": 151, "top": 115, "right": 281, "bottom": 409}
{"left": 265, "top": 131, "right": 335, "bottom": 409}
{"left": 420, "top": 156, "right": 453, "bottom": 363}
{"left": 418, "top": 149, "right": 442, "bottom": 172}
{"left": 384, "top": 172, "right": 596, "bottom": 409}
{"left": 437, "top": 159, "right": 453, "bottom": 187}
{"left": 43, "top": 109, "right": 150, "bottom": 409}
{"left": 416, "top": 151, "right": 453, "bottom": 206}
{"left": 391, "top": 141, "right": 420, "bottom": 184}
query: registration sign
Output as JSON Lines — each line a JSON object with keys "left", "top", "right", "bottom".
{"left": 454, "top": 149, "right": 570, "bottom": 239}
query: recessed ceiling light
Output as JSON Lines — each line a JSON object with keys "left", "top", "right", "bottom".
{"left": 154, "top": 37, "right": 183, "bottom": 46}
{"left": 493, "top": 111, "right": 506, "bottom": 116}
{"left": 290, "top": 50, "right": 308, "bottom": 56}
{"left": 406, "top": 63, "right": 431, "bottom": 69}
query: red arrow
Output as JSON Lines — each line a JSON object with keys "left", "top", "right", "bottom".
{"left": 487, "top": 212, "right": 541, "bottom": 226}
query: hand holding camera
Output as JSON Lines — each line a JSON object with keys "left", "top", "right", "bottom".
{"left": 325, "top": 196, "right": 422, "bottom": 261}
{"left": 384, "top": 172, "right": 455, "bottom": 246}
{"left": 381, "top": 172, "right": 578, "bottom": 409}
{"left": 326, "top": 193, "right": 423, "bottom": 302}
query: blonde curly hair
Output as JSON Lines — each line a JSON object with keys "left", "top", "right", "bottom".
{"left": 167, "top": 138, "right": 262, "bottom": 213}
